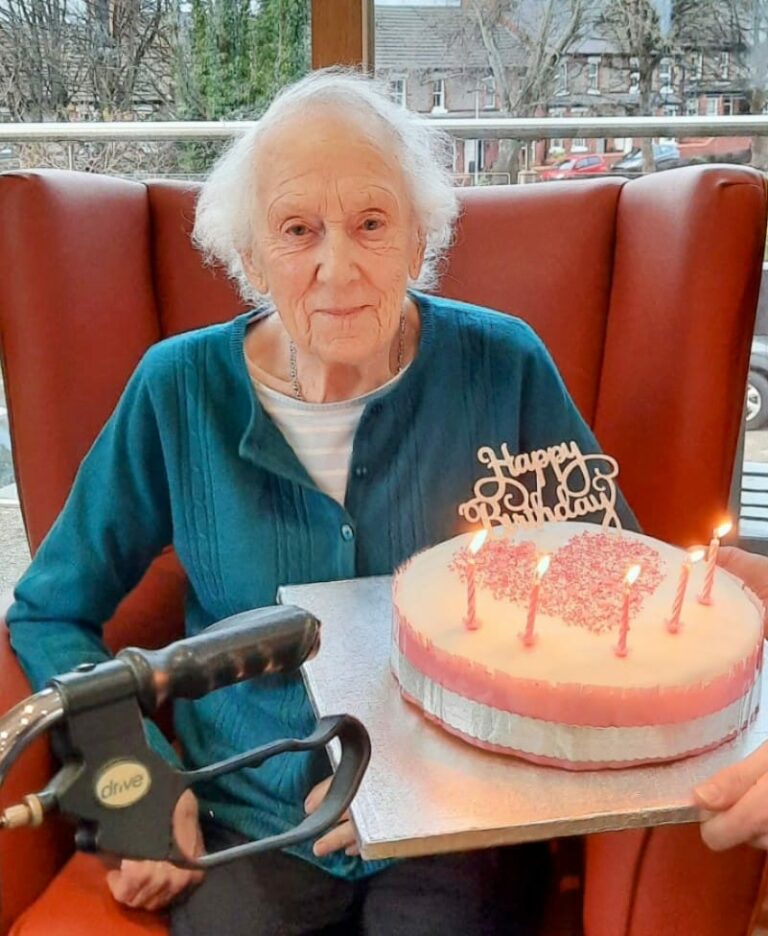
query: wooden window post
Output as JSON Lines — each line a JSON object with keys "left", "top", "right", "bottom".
{"left": 311, "top": 0, "right": 374, "bottom": 72}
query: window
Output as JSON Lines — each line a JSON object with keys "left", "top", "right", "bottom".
{"left": 685, "top": 97, "right": 699, "bottom": 116}
{"left": 722, "top": 96, "right": 745, "bottom": 116}
{"left": 629, "top": 57, "right": 639, "bottom": 95}
{"left": 659, "top": 58, "right": 673, "bottom": 95}
{"left": 555, "top": 60, "right": 568, "bottom": 96}
{"left": 548, "top": 106, "right": 565, "bottom": 153}
{"left": 571, "top": 108, "right": 587, "bottom": 151}
{"left": 431, "top": 78, "right": 445, "bottom": 112}
{"left": 692, "top": 51, "right": 703, "bottom": 80}
{"left": 587, "top": 57, "right": 600, "bottom": 94}
{"left": 482, "top": 75, "right": 496, "bottom": 110}
{"left": 390, "top": 77, "right": 406, "bottom": 108}
{"left": 719, "top": 51, "right": 730, "bottom": 80}
{"left": 477, "top": 139, "right": 488, "bottom": 171}
{"left": 464, "top": 138, "right": 488, "bottom": 175}
{"left": 660, "top": 106, "right": 679, "bottom": 143}
{"left": 706, "top": 96, "right": 720, "bottom": 116}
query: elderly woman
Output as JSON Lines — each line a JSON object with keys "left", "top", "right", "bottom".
{"left": 7, "top": 70, "right": 632, "bottom": 934}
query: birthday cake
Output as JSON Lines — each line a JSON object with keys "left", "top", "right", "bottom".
{"left": 391, "top": 444, "right": 764, "bottom": 770}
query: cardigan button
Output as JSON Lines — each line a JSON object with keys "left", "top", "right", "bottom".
{"left": 353, "top": 465, "right": 368, "bottom": 479}
{"left": 340, "top": 523, "right": 355, "bottom": 541}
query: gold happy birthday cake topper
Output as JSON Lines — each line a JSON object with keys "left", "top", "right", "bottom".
{"left": 458, "top": 440, "right": 622, "bottom": 532}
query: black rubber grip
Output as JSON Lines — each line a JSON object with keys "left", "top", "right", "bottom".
{"left": 116, "top": 605, "right": 320, "bottom": 715}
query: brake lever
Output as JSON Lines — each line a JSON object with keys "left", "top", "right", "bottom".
{"left": 0, "top": 605, "right": 371, "bottom": 868}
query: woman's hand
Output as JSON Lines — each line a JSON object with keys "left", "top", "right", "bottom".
{"left": 305, "top": 776, "right": 359, "bottom": 858}
{"left": 717, "top": 547, "right": 768, "bottom": 633}
{"left": 105, "top": 789, "right": 205, "bottom": 911}
{"left": 696, "top": 742, "right": 768, "bottom": 850}
{"left": 694, "top": 547, "right": 768, "bottom": 850}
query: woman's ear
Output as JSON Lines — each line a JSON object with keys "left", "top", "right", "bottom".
{"left": 241, "top": 249, "right": 268, "bottom": 294}
{"left": 409, "top": 231, "right": 427, "bottom": 280}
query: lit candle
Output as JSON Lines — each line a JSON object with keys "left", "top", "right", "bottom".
{"left": 520, "top": 553, "right": 551, "bottom": 647}
{"left": 463, "top": 529, "right": 488, "bottom": 631}
{"left": 615, "top": 564, "right": 641, "bottom": 658}
{"left": 666, "top": 547, "right": 706, "bottom": 634}
{"left": 698, "top": 520, "right": 732, "bottom": 606}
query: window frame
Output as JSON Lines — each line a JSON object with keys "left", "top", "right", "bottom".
{"left": 432, "top": 78, "right": 446, "bottom": 113}
{"left": 312, "top": 0, "right": 374, "bottom": 70}
{"left": 390, "top": 76, "right": 406, "bottom": 108}
{"left": 659, "top": 58, "right": 673, "bottom": 95}
{"left": 482, "top": 75, "right": 496, "bottom": 110}
{"left": 587, "top": 56, "right": 600, "bottom": 94}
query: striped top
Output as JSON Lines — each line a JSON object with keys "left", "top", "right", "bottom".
{"left": 249, "top": 365, "right": 408, "bottom": 505}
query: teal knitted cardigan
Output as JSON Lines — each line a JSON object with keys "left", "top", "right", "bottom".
{"left": 8, "top": 292, "right": 633, "bottom": 879}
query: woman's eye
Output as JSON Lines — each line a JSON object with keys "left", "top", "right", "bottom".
{"left": 286, "top": 223, "right": 310, "bottom": 237}
{"left": 361, "top": 217, "right": 384, "bottom": 232}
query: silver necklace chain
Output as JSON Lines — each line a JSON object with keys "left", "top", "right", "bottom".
{"left": 289, "top": 310, "right": 407, "bottom": 402}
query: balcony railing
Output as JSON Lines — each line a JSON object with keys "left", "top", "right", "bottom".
{"left": 0, "top": 115, "right": 767, "bottom": 143}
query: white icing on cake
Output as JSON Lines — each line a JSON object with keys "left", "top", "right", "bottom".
{"left": 391, "top": 522, "right": 764, "bottom": 768}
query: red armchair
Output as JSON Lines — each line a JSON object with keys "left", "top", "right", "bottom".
{"left": 0, "top": 165, "right": 766, "bottom": 935}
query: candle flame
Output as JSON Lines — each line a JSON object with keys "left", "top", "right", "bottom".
{"left": 625, "top": 564, "right": 641, "bottom": 586}
{"left": 715, "top": 521, "right": 732, "bottom": 539}
{"left": 468, "top": 529, "right": 488, "bottom": 555}
{"left": 536, "top": 554, "right": 551, "bottom": 578}
{"left": 688, "top": 547, "right": 706, "bottom": 564}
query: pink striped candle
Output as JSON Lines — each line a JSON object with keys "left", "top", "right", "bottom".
{"left": 463, "top": 530, "right": 488, "bottom": 631}
{"left": 615, "top": 564, "right": 641, "bottom": 658}
{"left": 698, "top": 521, "right": 732, "bottom": 606}
{"left": 520, "top": 554, "right": 551, "bottom": 648}
{"left": 666, "top": 547, "right": 706, "bottom": 634}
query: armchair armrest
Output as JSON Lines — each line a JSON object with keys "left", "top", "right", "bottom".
{"left": 0, "top": 618, "right": 71, "bottom": 935}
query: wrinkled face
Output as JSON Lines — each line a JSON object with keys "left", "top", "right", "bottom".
{"left": 242, "top": 107, "right": 424, "bottom": 365}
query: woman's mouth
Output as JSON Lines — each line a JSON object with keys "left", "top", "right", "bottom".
{"left": 316, "top": 306, "right": 366, "bottom": 318}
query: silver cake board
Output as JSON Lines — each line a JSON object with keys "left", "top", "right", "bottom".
{"left": 278, "top": 575, "right": 768, "bottom": 861}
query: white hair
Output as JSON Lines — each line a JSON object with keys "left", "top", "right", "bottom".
{"left": 192, "top": 67, "right": 460, "bottom": 305}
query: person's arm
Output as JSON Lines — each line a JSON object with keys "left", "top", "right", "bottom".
{"left": 7, "top": 347, "right": 176, "bottom": 763}
{"left": 694, "top": 546, "right": 768, "bottom": 850}
{"left": 517, "top": 330, "right": 638, "bottom": 531}
{"left": 7, "top": 347, "right": 206, "bottom": 907}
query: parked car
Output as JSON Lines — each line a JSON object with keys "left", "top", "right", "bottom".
{"left": 610, "top": 142, "right": 681, "bottom": 175}
{"left": 747, "top": 264, "right": 768, "bottom": 430}
{"left": 538, "top": 154, "right": 610, "bottom": 181}
{"left": 748, "top": 338, "right": 768, "bottom": 429}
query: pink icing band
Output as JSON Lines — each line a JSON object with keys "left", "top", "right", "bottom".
{"left": 395, "top": 606, "right": 762, "bottom": 728}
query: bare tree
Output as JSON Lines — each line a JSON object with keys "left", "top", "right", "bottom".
{"left": 0, "top": 0, "right": 178, "bottom": 171}
{"left": 600, "top": 0, "right": 737, "bottom": 171}
{"left": 0, "top": 0, "right": 86, "bottom": 120}
{"left": 82, "top": 0, "right": 174, "bottom": 119}
{"left": 719, "top": 0, "right": 768, "bottom": 169}
{"left": 465, "top": 0, "right": 595, "bottom": 176}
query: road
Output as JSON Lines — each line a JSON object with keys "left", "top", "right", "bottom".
{"left": 746, "top": 429, "right": 768, "bottom": 464}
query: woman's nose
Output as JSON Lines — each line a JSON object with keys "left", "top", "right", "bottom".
{"left": 315, "top": 229, "right": 359, "bottom": 286}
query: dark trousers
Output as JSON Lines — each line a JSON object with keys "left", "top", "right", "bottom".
{"left": 170, "top": 822, "right": 550, "bottom": 936}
